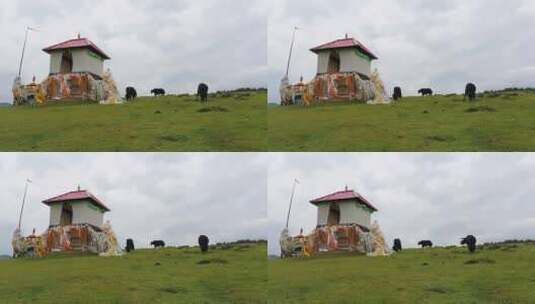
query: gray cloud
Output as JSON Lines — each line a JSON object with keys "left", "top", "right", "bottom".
{"left": 0, "top": 153, "right": 267, "bottom": 255}
{"left": 267, "top": 0, "right": 535, "bottom": 102}
{"left": 0, "top": 0, "right": 267, "bottom": 103}
{"left": 267, "top": 153, "right": 535, "bottom": 255}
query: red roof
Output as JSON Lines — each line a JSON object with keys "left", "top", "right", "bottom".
{"left": 310, "top": 189, "right": 378, "bottom": 211}
{"left": 310, "top": 37, "right": 378, "bottom": 60}
{"left": 43, "top": 38, "right": 110, "bottom": 60}
{"left": 42, "top": 190, "right": 110, "bottom": 212}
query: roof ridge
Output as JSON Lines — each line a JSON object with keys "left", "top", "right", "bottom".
{"left": 42, "top": 37, "right": 110, "bottom": 60}
{"left": 42, "top": 189, "right": 110, "bottom": 212}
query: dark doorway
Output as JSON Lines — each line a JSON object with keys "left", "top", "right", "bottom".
{"left": 327, "top": 203, "right": 340, "bottom": 226}
{"left": 327, "top": 51, "right": 341, "bottom": 73}
{"left": 60, "top": 50, "right": 73, "bottom": 73}
{"left": 60, "top": 204, "right": 73, "bottom": 226}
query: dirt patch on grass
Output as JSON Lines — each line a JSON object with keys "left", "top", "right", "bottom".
{"left": 197, "top": 106, "right": 228, "bottom": 113}
{"left": 159, "top": 287, "right": 188, "bottom": 294}
{"left": 464, "top": 258, "right": 496, "bottom": 265}
{"left": 425, "top": 286, "right": 451, "bottom": 294}
{"left": 197, "top": 258, "right": 228, "bottom": 265}
{"left": 465, "top": 106, "right": 496, "bottom": 113}
{"left": 158, "top": 134, "right": 189, "bottom": 142}
{"left": 425, "top": 135, "right": 456, "bottom": 143}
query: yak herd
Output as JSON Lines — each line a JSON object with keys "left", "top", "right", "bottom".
{"left": 124, "top": 235, "right": 211, "bottom": 253}
{"left": 393, "top": 235, "right": 478, "bottom": 253}
{"left": 124, "top": 83, "right": 210, "bottom": 102}
{"left": 392, "top": 83, "right": 478, "bottom": 101}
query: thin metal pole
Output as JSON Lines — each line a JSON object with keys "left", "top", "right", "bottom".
{"left": 285, "top": 27, "right": 298, "bottom": 79}
{"left": 17, "top": 179, "right": 31, "bottom": 231}
{"left": 17, "top": 28, "right": 30, "bottom": 79}
{"left": 285, "top": 179, "right": 299, "bottom": 229}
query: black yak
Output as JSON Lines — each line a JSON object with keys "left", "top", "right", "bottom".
{"left": 393, "top": 239, "right": 402, "bottom": 252}
{"left": 150, "top": 240, "right": 165, "bottom": 248}
{"left": 125, "top": 87, "right": 137, "bottom": 101}
{"left": 418, "top": 88, "right": 433, "bottom": 96}
{"left": 197, "top": 83, "right": 209, "bottom": 102}
{"left": 126, "top": 239, "right": 135, "bottom": 252}
{"left": 464, "top": 83, "right": 477, "bottom": 101}
{"left": 151, "top": 88, "right": 166, "bottom": 97}
{"left": 418, "top": 240, "right": 433, "bottom": 248}
{"left": 461, "top": 235, "right": 477, "bottom": 253}
{"left": 393, "top": 87, "right": 402, "bottom": 101}
{"left": 198, "top": 235, "right": 209, "bottom": 253}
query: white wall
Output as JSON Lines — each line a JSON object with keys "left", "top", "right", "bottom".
{"left": 339, "top": 201, "right": 372, "bottom": 228}
{"left": 47, "top": 48, "right": 104, "bottom": 76}
{"left": 48, "top": 204, "right": 62, "bottom": 226}
{"left": 47, "top": 200, "right": 105, "bottom": 228}
{"left": 72, "top": 49, "right": 104, "bottom": 76}
{"left": 316, "top": 204, "right": 330, "bottom": 226}
{"left": 339, "top": 49, "right": 371, "bottom": 76}
{"left": 71, "top": 200, "right": 104, "bottom": 227}
{"left": 48, "top": 51, "right": 62, "bottom": 75}
{"left": 316, "top": 49, "right": 372, "bottom": 76}
{"left": 315, "top": 200, "right": 372, "bottom": 228}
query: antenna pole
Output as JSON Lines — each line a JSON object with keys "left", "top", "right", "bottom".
{"left": 285, "top": 179, "right": 299, "bottom": 229}
{"left": 17, "top": 179, "right": 31, "bottom": 231}
{"left": 285, "top": 27, "right": 298, "bottom": 79}
{"left": 17, "top": 27, "right": 31, "bottom": 79}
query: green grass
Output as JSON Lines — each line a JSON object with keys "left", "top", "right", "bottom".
{"left": 0, "top": 92, "right": 267, "bottom": 152}
{"left": 268, "top": 92, "right": 535, "bottom": 151}
{"left": 268, "top": 244, "right": 535, "bottom": 304}
{"left": 0, "top": 243, "right": 267, "bottom": 304}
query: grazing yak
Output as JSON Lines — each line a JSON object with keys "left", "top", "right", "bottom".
{"left": 418, "top": 88, "right": 433, "bottom": 96}
{"left": 461, "top": 235, "right": 477, "bottom": 253}
{"left": 150, "top": 240, "right": 165, "bottom": 248}
{"left": 198, "top": 235, "right": 209, "bottom": 253}
{"left": 393, "top": 239, "right": 402, "bottom": 252}
{"left": 418, "top": 240, "right": 433, "bottom": 248}
{"left": 393, "top": 87, "right": 402, "bottom": 101}
{"left": 151, "top": 88, "right": 166, "bottom": 97}
{"left": 197, "top": 83, "right": 209, "bottom": 102}
{"left": 464, "top": 83, "right": 477, "bottom": 101}
{"left": 125, "top": 87, "right": 137, "bottom": 101}
{"left": 126, "top": 239, "right": 135, "bottom": 252}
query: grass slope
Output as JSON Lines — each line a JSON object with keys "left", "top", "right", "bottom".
{"left": 268, "top": 92, "right": 535, "bottom": 151}
{"left": 0, "top": 92, "right": 266, "bottom": 152}
{"left": 0, "top": 243, "right": 267, "bottom": 304}
{"left": 268, "top": 244, "right": 535, "bottom": 304}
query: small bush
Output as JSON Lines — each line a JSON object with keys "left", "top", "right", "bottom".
{"left": 197, "top": 258, "right": 228, "bottom": 265}
{"left": 425, "top": 286, "right": 450, "bottom": 294}
{"left": 465, "top": 258, "right": 496, "bottom": 265}
{"left": 159, "top": 287, "right": 188, "bottom": 294}
{"left": 158, "top": 135, "right": 189, "bottom": 142}
{"left": 426, "top": 135, "right": 456, "bottom": 143}
{"left": 465, "top": 106, "right": 496, "bottom": 113}
{"left": 197, "top": 106, "right": 228, "bottom": 113}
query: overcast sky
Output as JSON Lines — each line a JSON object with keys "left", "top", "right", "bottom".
{"left": 268, "top": 153, "right": 535, "bottom": 255}
{"left": 0, "top": 153, "right": 267, "bottom": 256}
{"left": 0, "top": 0, "right": 268, "bottom": 103}
{"left": 267, "top": 0, "right": 535, "bottom": 102}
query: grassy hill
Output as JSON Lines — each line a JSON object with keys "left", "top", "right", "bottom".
{"left": 268, "top": 92, "right": 535, "bottom": 151}
{"left": 0, "top": 91, "right": 266, "bottom": 152}
{"left": 268, "top": 243, "right": 535, "bottom": 303}
{"left": 0, "top": 242, "right": 267, "bottom": 304}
